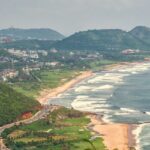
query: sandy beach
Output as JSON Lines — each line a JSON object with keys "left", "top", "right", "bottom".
{"left": 37, "top": 71, "right": 93, "bottom": 104}
{"left": 37, "top": 61, "right": 150, "bottom": 149}
{"left": 37, "top": 68, "right": 135, "bottom": 149}
{"left": 37, "top": 61, "right": 150, "bottom": 105}
{"left": 89, "top": 115, "right": 135, "bottom": 150}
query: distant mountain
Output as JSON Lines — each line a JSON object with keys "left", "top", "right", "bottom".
{"left": 0, "top": 28, "right": 65, "bottom": 41}
{"left": 130, "top": 26, "right": 150, "bottom": 45}
{"left": 53, "top": 28, "right": 150, "bottom": 51}
{"left": 0, "top": 83, "right": 40, "bottom": 126}
{"left": 1, "top": 26, "right": 150, "bottom": 51}
{"left": 0, "top": 39, "right": 56, "bottom": 50}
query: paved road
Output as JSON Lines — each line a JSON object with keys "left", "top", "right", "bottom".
{"left": 0, "top": 105, "right": 59, "bottom": 150}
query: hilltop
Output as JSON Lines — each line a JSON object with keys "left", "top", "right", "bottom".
{"left": 1, "top": 26, "right": 150, "bottom": 52}
{"left": 130, "top": 26, "right": 150, "bottom": 45}
{"left": 52, "top": 26, "right": 150, "bottom": 51}
{"left": 0, "top": 28, "right": 65, "bottom": 41}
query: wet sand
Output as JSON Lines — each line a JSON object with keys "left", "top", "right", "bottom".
{"left": 88, "top": 114, "right": 136, "bottom": 150}
{"left": 37, "top": 71, "right": 93, "bottom": 104}
{"left": 37, "top": 61, "right": 150, "bottom": 149}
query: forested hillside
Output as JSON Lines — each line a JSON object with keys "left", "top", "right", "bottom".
{"left": 0, "top": 28, "right": 65, "bottom": 41}
{"left": 0, "top": 83, "right": 40, "bottom": 126}
{"left": 1, "top": 26, "right": 150, "bottom": 52}
{"left": 53, "top": 29, "right": 149, "bottom": 51}
{"left": 130, "top": 26, "right": 150, "bottom": 45}
{"left": 0, "top": 39, "right": 56, "bottom": 50}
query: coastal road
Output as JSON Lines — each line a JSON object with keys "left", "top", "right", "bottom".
{"left": 0, "top": 105, "right": 59, "bottom": 150}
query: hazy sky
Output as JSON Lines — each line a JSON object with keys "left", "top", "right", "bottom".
{"left": 0, "top": 0, "right": 149, "bottom": 35}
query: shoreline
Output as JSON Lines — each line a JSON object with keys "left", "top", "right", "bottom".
{"left": 37, "top": 71, "right": 93, "bottom": 104}
{"left": 88, "top": 114, "right": 136, "bottom": 150}
{"left": 37, "top": 60, "right": 150, "bottom": 105}
{"left": 36, "top": 61, "right": 150, "bottom": 149}
{"left": 2, "top": 61, "right": 150, "bottom": 150}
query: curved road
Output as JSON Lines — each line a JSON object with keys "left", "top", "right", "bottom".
{"left": 0, "top": 105, "right": 59, "bottom": 150}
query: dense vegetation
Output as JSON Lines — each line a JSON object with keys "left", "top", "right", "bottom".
{"left": 0, "top": 28, "right": 65, "bottom": 40}
{"left": 1, "top": 26, "right": 149, "bottom": 150}
{"left": 1, "top": 26, "right": 150, "bottom": 52}
{"left": 53, "top": 28, "right": 149, "bottom": 51}
{"left": 2, "top": 107, "right": 106, "bottom": 150}
{"left": 0, "top": 83, "right": 40, "bottom": 126}
{"left": 0, "top": 40, "right": 56, "bottom": 50}
{"left": 130, "top": 26, "right": 150, "bottom": 45}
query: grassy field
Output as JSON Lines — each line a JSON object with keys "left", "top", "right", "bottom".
{"left": 2, "top": 107, "right": 106, "bottom": 150}
{"left": 11, "top": 60, "right": 118, "bottom": 98}
{"left": 89, "top": 59, "right": 117, "bottom": 71}
{"left": 12, "top": 69, "right": 79, "bottom": 98}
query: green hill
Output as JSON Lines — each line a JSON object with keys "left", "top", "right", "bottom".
{"left": 130, "top": 26, "right": 150, "bottom": 45}
{"left": 0, "top": 83, "right": 40, "bottom": 126}
{"left": 0, "top": 39, "right": 56, "bottom": 50}
{"left": 1, "top": 26, "right": 150, "bottom": 52}
{"left": 53, "top": 28, "right": 149, "bottom": 51}
{"left": 0, "top": 28, "right": 65, "bottom": 41}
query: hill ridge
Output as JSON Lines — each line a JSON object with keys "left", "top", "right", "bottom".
{"left": 52, "top": 27, "right": 150, "bottom": 51}
{"left": 0, "top": 28, "right": 65, "bottom": 41}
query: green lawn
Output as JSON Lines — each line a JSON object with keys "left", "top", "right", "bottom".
{"left": 73, "top": 138, "right": 106, "bottom": 150}
{"left": 19, "top": 120, "right": 51, "bottom": 132}
{"left": 12, "top": 69, "right": 79, "bottom": 98}
{"left": 89, "top": 60, "right": 117, "bottom": 71}
{"left": 63, "top": 117, "right": 90, "bottom": 125}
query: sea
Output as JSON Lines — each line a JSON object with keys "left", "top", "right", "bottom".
{"left": 49, "top": 62, "right": 150, "bottom": 150}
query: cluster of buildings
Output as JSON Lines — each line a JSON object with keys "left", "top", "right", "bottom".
{"left": 7, "top": 49, "right": 39, "bottom": 59}
{"left": 79, "top": 53, "right": 103, "bottom": 61}
{"left": 0, "top": 69, "right": 18, "bottom": 81}
{"left": 0, "top": 48, "right": 105, "bottom": 82}
{"left": 22, "top": 66, "right": 41, "bottom": 75}
{"left": 6, "top": 49, "right": 48, "bottom": 59}
{"left": 45, "top": 61, "right": 59, "bottom": 67}
{"left": 22, "top": 61, "right": 60, "bottom": 75}
{"left": 50, "top": 48, "right": 58, "bottom": 53}
{"left": 0, "top": 36, "right": 13, "bottom": 43}
{"left": 0, "top": 56, "right": 10, "bottom": 63}
{"left": 121, "top": 49, "right": 141, "bottom": 55}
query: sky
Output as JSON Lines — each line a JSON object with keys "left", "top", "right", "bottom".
{"left": 0, "top": 0, "right": 149, "bottom": 35}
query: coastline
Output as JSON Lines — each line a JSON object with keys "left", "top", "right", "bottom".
{"left": 96, "top": 61, "right": 150, "bottom": 150}
{"left": 37, "top": 61, "right": 150, "bottom": 105}
{"left": 37, "top": 71, "right": 93, "bottom": 104}
{"left": 36, "top": 61, "right": 150, "bottom": 149}
{"left": 88, "top": 114, "right": 136, "bottom": 150}
{"left": 2, "top": 62, "right": 150, "bottom": 150}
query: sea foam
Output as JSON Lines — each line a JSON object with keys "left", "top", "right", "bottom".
{"left": 132, "top": 124, "right": 145, "bottom": 150}
{"left": 120, "top": 107, "right": 139, "bottom": 113}
{"left": 92, "top": 85, "right": 114, "bottom": 91}
{"left": 75, "top": 86, "right": 92, "bottom": 92}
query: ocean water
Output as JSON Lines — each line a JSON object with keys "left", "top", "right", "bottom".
{"left": 49, "top": 63, "right": 150, "bottom": 150}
